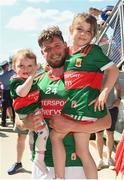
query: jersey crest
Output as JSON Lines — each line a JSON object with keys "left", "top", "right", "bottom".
{"left": 75, "top": 58, "right": 82, "bottom": 67}
{"left": 71, "top": 101, "right": 77, "bottom": 108}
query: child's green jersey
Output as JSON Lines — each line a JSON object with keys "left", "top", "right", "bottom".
{"left": 62, "top": 44, "right": 114, "bottom": 120}
{"left": 10, "top": 77, "right": 41, "bottom": 115}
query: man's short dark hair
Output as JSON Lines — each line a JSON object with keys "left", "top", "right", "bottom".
{"left": 38, "top": 26, "right": 64, "bottom": 48}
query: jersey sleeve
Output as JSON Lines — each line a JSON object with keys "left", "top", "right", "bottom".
{"left": 10, "top": 78, "right": 24, "bottom": 99}
{"left": 92, "top": 45, "right": 114, "bottom": 71}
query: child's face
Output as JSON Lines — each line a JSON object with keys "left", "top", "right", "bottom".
{"left": 14, "top": 57, "right": 37, "bottom": 79}
{"left": 70, "top": 17, "right": 94, "bottom": 48}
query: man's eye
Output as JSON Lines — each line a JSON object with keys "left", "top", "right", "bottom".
{"left": 45, "top": 48, "right": 51, "bottom": 52}
{"left": 56, "top": 45, "right": 61, "bottom": 48}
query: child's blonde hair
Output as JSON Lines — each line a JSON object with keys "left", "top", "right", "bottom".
{"left": 71, "top": 12, "right": 98, "bottom": 36}
{"left": 12, "top": 49, "right": 37, "bottom": 68}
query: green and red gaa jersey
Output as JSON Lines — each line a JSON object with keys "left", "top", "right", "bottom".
{"left": 10, "top": 77, "right": 41, "bottom": 115}
{"left": 33, "top": 72, "right": 82, "bottom": 167}
{"left": 62, "top": 44, "right": 114, "bottom": 121}
{"left": 38, "top": 72, "right": 66, "bottom": 119}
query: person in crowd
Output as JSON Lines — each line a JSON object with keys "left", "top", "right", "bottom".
{"left": 89, "top": 5, "right": 121, "bottom": 65}
{"left": 9, "top": 49, "right": 49, "bottom": 176}
{"left": 0, "top": 60, "right": 15, "bottom": 127}
{"left": 119, "top": 62, "right": 124, "bottom": 72}
{"left": 7, "top": 130, "right": 28, "bottom": 175}
{"left": 115, "top": 129, "right": 124, "bottom": 177}
{"left": 96, "top": 77, "right": 121, "bottom": 170}
{"left": 89, "top": 6, "right": 114, "bottom": 28}
{"left": 49, "top": 13, "right": 119, "bottom": 179}
{"left": 0, "top": 82, "right": 2, "bottom": 110}
{"left": 15, "top": 26, "right": 115, "bottom": 179}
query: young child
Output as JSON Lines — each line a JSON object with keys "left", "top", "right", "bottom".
{"left": 50, "top": 13, "right": 119, "bottom": 179}
{"left": 10, "top": 49, "right": 49, "bottom": 176}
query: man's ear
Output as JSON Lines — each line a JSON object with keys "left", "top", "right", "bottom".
{"left": 41, "top": 50, "right": 44, "bottom": 55}
{"left": 36, "top": 64, "right": 38, "bottom": 69}
{"left": 64, "top": 41, "right": 67, "bottom": 48}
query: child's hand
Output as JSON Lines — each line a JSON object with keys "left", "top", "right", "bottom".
{"left": 42, "top": 63, "right": 51, "bottom": 72}
{"left": 32, "top": 65, "right": 38, "bottom": 76}
{"left": 88, "top": 90, "right": 108, "bottom": 112}
{"left": 71, "top": 152, "right": 77, "bottom": 160}
{"left": 34, "top": 108, "right": 42, "bottom": 115}
{"left": 94, "top": 90, "right": 108, "bottom": 112}
{"left": 34, "top": 108, "right": 45, "bottom": 125}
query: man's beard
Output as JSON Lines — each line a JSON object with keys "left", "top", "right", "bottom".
{"left": 49, "top": 59, "right": 65, "bottom": 68}
{"left": 47, "top": 54, "right": 66, "bottom": 68}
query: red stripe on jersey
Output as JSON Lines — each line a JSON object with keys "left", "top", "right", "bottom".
{"left": 41, "top": 98, "right": 66, "bottom": 118}
{"left": 79, "top": 121, "right": 94, "bottom": 125}
{"left": 64, "top": 71, "right": 103, "bottom": 90}
{"left": 68, "top": 44, "right": 93, "bottom": 55}
{"left": 13, "top": 89, "right": 40, "bottom": 110}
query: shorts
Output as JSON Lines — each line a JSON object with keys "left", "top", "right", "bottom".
{"left": 107, "top": 107, "right": 119, "bottom": 131}
{"left": 13, "top": 125, "right": 29, "bottom": 135}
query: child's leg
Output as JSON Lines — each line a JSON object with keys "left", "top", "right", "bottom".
{"left": 74, "top": 132, "right": 98, "bottom": 179}
{"left": 28, "top": 131, "right": 34, "bottom": 151}
{"left": 50, "top": 130, "right": 67, "bottom": 179}
{"left": 34, "top": 124, "right": 49, "bottom": 174}
{"left": 28, "top": 131, "right": 34, "bottom": 160}
{"left": 34, "top": 151, "right": 48, "bottom": 174}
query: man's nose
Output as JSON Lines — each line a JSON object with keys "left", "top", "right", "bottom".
{"left": 51, "top": 47, "right": 58, "bottom": 54}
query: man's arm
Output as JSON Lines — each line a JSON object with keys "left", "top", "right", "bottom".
{"left": 49, "top": 113, "right": 111, "bottom": 134}
{"left": 15, "top": 110, "right": 111, "bottom": 134}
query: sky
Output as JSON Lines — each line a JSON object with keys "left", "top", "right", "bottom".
{"left": 0, "top": 0, "right": 119, "bottom": 64}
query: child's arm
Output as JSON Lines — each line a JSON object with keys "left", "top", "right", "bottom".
{"left": 16, "top": 75, "right": 34, "bottom": 97}
{"left": 16, "top": 66, "right": 37, "bottom": 97}
{"left": 94, "top": 64, "right": 119, "bottom": 111}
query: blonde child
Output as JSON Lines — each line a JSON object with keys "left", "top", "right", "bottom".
{"left": 50, "top": 13, "right": 119, "bottom": 179}
{"left": 10, "top": 49, "right": 49, "bottom": 176}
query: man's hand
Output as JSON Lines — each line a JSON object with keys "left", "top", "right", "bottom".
{"left": 88, "top": 90, "right": 108, "bottom": 112}
{"left": 49, "top": 115, "right": 76, "bottom": 134}
{"left": 26, "top": 111, "right": 45, "bottom": 131}
{"left": 15, "top": 111, "right": 45, "bottom": 131}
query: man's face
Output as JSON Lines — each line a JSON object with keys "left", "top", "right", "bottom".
{"left": 41, "top": 37, "right": 67, "bottom": 68}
